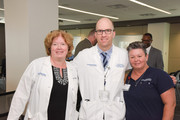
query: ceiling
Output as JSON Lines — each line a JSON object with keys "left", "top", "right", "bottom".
{"left": 59, "top": 0, "right": 180, "bottom": 26}
{"left": 0, "top": 0, "right": 180, "bottom": 27}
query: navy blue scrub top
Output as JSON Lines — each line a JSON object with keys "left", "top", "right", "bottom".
{"left": 124, "top": 67, "right": 174, "bottom": 120}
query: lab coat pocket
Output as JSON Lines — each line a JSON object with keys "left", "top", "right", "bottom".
{"left": 27, "top": 110, "right": 40, "bottom": 120}
{"left": 106, "top": 101, "right": 125, "bottom": 120}
{"left": 79, "top": 101, "right": 101, "bottom": 120}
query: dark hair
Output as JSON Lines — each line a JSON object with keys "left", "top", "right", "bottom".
{"left": 88, "top": 29, "right": 96, "bottom": 37}
{"left": 143, "top": 33, "right": 152, "bottom": 40}
{"left": 127, "top": 41, "right": 147, "bottom": 55}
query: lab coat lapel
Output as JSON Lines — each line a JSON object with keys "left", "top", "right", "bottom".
{"left": 42, "top": 56, "right": 53, "bottom": 78}
{"left": 41, "top": 56, "right": 53, "bottom": 90}
{"left": 66, "top": 62, "right": 74, "bottom": 94}
{"left": 108, "top": 45, "right": 116, "bottom": 71}
{"left": 92, "top": 45, "right": 104, "bottom": 73}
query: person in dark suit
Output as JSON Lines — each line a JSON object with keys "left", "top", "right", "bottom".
{"left": 142, "top": 33, "right": 164, "bottom": 70}
{"left": 74, "top": 29, "right": 97, "bottom": 57}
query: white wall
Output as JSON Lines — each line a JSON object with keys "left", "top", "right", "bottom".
{"left": 4, "top": 0, "right": 58, "bottom": 91}
{"left": 148, "top": 23, "right": 170, "bottom": 72}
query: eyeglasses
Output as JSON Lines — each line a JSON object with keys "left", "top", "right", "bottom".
{"left": 142, "top": 39, "right": 151, "bottom": 42}
{"left": 95, "top": 29, "right": 114, "bottom": 35}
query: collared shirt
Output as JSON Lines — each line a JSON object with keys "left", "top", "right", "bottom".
{"left": 146, "top": 46, "right": 151, "bottom": 55}
{"left": 97, "top": 45, "right": 112, "bottom": 68}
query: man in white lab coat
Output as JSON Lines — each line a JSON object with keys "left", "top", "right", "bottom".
{"left": 73, "top": 18, "right": 129, "bottom": 120}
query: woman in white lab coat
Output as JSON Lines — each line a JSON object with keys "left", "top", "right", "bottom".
{"left": 7, "top": 30, "right": 78, "bottom": 120}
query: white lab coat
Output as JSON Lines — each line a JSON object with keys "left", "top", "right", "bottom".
{"left": 73, "top": 45, "right": 129, "bottom": 120}
{"left": 7, "top": 56, "right": 78, "bottom": 120}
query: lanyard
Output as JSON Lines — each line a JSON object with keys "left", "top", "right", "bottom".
{"left": 128, "top": 71, "right": 145, "bottom": 87}
{"left": 104, "top": 66, "right": 110, "bottom": 90}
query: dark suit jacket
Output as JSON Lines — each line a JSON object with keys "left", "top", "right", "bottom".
{"left": 74, "top": 38, "right": 92, "bottom": 57}
{"left": 147, "top": 46, "right": 164, "bottom": 70}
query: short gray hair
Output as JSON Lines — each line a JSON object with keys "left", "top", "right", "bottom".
{"left": 127, "top": 41, "right": 147, "bottom": 55}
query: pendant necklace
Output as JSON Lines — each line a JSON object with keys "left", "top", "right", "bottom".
{"left": 128, "top": 72, "right": 145, "bottom": 87}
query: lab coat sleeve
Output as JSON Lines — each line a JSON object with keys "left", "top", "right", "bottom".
{"left": 72, "top": 51, "right": 82, "bottom": 77}
{"left": 72, "top": 52, "right": 80, "bottom": 67}
{"left": 7, "top": 61, "right": 36, "bottom": 120}
{"left": 125, "top": 50, "right": 131, "bottom": 70}
{"left": 65, "top": 62, "right": 79, "bottom": 120}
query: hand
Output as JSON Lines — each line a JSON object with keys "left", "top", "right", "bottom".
{"left": 170, "top": 75, "right": 177, "bottom": 85}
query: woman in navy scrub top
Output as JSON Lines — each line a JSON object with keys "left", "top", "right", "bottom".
{"left": 124, "top": 41, "right": 176, "bottom": 120}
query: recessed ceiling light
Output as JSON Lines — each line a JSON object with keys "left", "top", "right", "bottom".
{"left": 84, "top": 19, "right": 96, "bottom": 21}
{"left": 140, "top": 13, "right": 156, "bottom": 17}
{"left": 168, "top": 9, "right": 177, "bottom": 12}
{"left": 107, "top": 4, "right": 127, "bottom": 9}
{"left": 58, "top": 5, "right": 119, "bottom": 20}
{"left": 130, "top": 0, "right": 171, "bottom": 14}
{"left": 58, "top": 18, "right": 81, "bottom": 23}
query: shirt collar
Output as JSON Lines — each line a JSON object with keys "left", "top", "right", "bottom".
{"left": 146, "top": 46, "right": 151, "bottom": 55}
{"left": 97, "top": 45, "right": 113, "bottom": 56}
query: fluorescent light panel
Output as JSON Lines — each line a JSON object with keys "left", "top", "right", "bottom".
{"left": 0, "top": 21, "right": 5, "bottom": 23}
{"left": 0, "top": 8, "right": 5, "bottom": 11}
{"left": 58, "top": 5, "right": 119, "bottom": 20}
{"left": 130, "top": 0, "right": 171, "bottom": 14}
{"left": 0, "top": 17, "right": 5, "bottom": 23}
{"left": 59, "top": 18, "right": 81, "bottom": 23}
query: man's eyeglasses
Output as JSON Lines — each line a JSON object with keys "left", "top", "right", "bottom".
{"left": 95, "top": 29, "right": 114, "bottom": 35}
{"left": 142, "top": 39, "right": 152, "bottom": 42}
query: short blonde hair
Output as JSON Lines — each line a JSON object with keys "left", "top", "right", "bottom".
{"left": 44, "top": 30, "right": 74, "bottom": 58}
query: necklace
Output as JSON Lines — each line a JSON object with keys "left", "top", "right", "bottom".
{"left": 53, "top": 66, "right": 68, "bottom": 85}
{"left": 128, "top": 71, "right": 146, "bottom": 87}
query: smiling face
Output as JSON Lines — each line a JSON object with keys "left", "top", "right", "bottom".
{"left": 50, "top": 35, "right": 68, "bottom": 60}
{"left": 95, "top": 18, "right": 115, "bottom": 51}
{"left": 129, "top": 48, "right": 148, "bottom": 70}
{"left": 142, "top": 35, "right": 152, "bottom": 48}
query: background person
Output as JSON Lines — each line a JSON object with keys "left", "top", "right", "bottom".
{"left": 141, "top": 33, "right": 177, "bottom": 84}
{"left": 142, "top": 33, "right": 164, "bottom": 70}
{"left": 74, "top": 29, "right": 97, "bottom": 57}
{"left": 7, "top": 30, "right": 78, "bottom": 120}
{"left": 73, "top": 18, "right": 129, "bottom": 120}
{"left": 124, "top": 41, "right": 176, "bottom": 120}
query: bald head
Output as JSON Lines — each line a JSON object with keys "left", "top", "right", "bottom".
{"left": 95, "top": 18, "right": 115, "bottom": 51}
{"left": 96, "top": 18, "right": 114, "bottom": 30}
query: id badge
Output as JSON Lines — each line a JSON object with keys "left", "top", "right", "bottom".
{"left": 99, "top": 90, "right": 110, "bottom": 102}
{"left": 123, "top": 84, "right": 131, "bottom": 91}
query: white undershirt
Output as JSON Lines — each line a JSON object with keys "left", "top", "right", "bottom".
{"left": 146, "top": 46, "right": 151, "bottom": 55}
